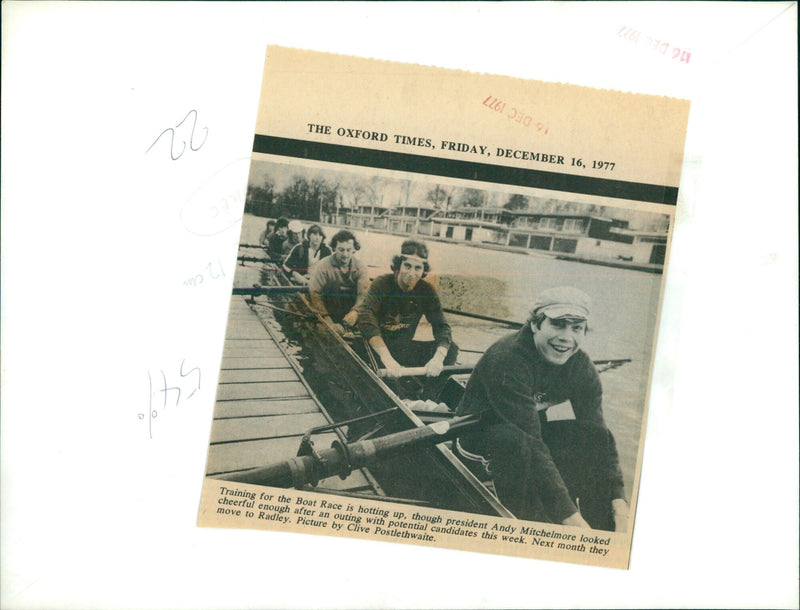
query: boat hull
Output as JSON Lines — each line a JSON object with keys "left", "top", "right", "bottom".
{"left": 220, "top": 262, "right": 512, "bottom": 517}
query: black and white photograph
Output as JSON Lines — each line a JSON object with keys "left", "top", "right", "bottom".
{"left": 206, "top": 159, "right": 670, "bottom": 536}
{"left": 197, "top": 47, "right": 691, "bottom": 567}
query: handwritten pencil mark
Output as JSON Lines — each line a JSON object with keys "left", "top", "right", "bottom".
{"left": 139, "top": 360, "right": 202, "bottom": 438}
{"left": 180, "top": 359, "right": 201, "bottom": 399}
{"left": 159, "top": 369, "right": 181, "bottom": 410}
{"left": 146, "top": 110, "right": 209, "bottom": 160}
{"left": 184, "top": 259, "right": 227, "bottom": 287}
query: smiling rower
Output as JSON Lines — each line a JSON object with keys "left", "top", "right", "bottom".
{"left": 308, "top": 230, "right": 370, "bottom": 336}
{"left": 357, "top": 239, "right": 458, "bottom": 382}
{"left": 455, "top": 286, "right": 629, "bottom": 532}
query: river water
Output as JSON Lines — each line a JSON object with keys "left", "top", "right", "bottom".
{"left": 239, "top": 214, "right": 666, "bottom": 500}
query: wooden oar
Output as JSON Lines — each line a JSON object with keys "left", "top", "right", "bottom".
{"left": 377, "top": 357, "right": 631, "bottom": 376}
{"left": 594, "top": 358, "right": 632, "bottom": 373}
{"left": 233, "top": 285, "right": 308, "bottom": 296}
{"left": 251, "top": 301, "right": 315, "bottom": 319}
{"left": 442, "top": 308, "right": 523, "bottom": 328}
{"left": 237, "top": 255, "right": 284, "bottom": 264}
{"left": 376, "top": 364, "right": 474, "bottom": 379}
{"left": 237, "top": 285, "right": 631, "bottom": 372}
{"left": 237, "top": 273, "right": 630, "bottom": 372}
{"left": 218, "top": 413, "right": 484, "bottom": 488}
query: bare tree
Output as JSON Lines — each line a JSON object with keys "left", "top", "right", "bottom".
{"left": 364, "top": 176, "right": 389, "bottom": 207}
{"left": 277, "top": 176, "right": 340, "bottom": 220}
{"left": 342, "top": 177, "right": 368, "bottom": 209}
{"left": 504, "top": 193, "right": 529, "bottom": 211}
{"left": 245, "top": 178, "right": 276, "bottom": 217}
{"left": 426, "top": 184, "right": 454, "bottom": 210}
{"left": 529, "top": 197, "right": 557, "bottom": 214}
{"left": 456, "top": 187, "right": 487, "bottom": 208}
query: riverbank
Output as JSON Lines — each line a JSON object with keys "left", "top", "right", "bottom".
{"left": 314, "top": 221, "right": 663, "bottom": 273}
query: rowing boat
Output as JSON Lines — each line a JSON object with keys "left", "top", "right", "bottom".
{"left": 213, "top": 246, "right": 630, "bottom": 517}
{"left": 212, "top": 250, "right": 512, "bottom": 516}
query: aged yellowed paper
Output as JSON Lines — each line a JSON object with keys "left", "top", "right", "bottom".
{"left": 197, "top": 46, "right": 690, "bottom": 569}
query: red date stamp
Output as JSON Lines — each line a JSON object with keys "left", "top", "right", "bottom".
{"left": 617, "top": 25, "right": 692, "bottom": 65}
{"left": 482, "top": 95, "right": 549, "bottom": 134}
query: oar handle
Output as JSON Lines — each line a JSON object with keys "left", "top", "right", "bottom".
{"left": 376, "top": 364, "right": 474, "bottom": 378}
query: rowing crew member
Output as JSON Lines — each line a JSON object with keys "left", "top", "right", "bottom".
{"left": 281, "top": 220, "right": 304, "bottom": 258}
{"left": 455, "top": 286, "right": 629, "bottom": 531}
{"left": 258, "top": 219, "right": 276, "bottom": 248}
{"left": 358, "top": 239, "right": 458, "bottom": 379}
{"left": 308, "top": 229, "right": 369, "bottom": 335}
{"left": 266, "top": 217, "right": 290, "bottom": 261}
{"left": 282, "top": 224, "right": 332, "bottom": 285}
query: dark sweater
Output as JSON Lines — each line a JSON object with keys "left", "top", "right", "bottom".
{"left": 357, "top": 274, "right": 452, "bottom": 350}
{"left": 456, "top": 324, "right": 625, "bottom": 522}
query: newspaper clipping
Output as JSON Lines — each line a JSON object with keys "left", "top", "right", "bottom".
{"left": 197, "top": 46, "right": 690, "bottom": 569}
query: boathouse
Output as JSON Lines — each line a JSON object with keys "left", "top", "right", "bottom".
{"left": 326, "top": 204, "right": 667, "bottom": 267}
{"left": 332, "top": 204, "right": 390, "bottom": 229}
{"left": 425, "top": 207, "right": 510, "bottom": 243}
{"left": 502, "top": 212, "right": 668, "bottom": 264}
{"left": 386, "top": 205, "right": 438, "bottom": 234}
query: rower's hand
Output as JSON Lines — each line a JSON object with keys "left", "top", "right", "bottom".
{"left": 341, "top": 309, "right": 359, "bottom": 328}
{"left": 561, "top": 511, "right": 592, "bottom": 529}
{"left": 382, "top": 357, "right": 403, "bottom": 379}
{"left": 611, "top": 498, "right": 629, "bottom": 533}
{"left": 323, "top": 316, "right": 346, "bottom": 336}
{"left": 424, "top": 356, "right": 445, "bottom": 377}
